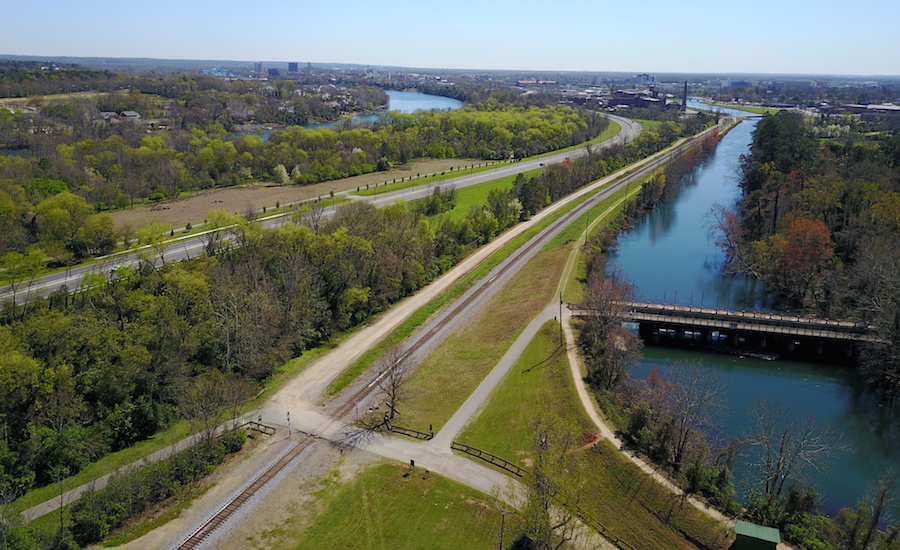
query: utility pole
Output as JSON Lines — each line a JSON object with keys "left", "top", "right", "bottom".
{"left": 559, "top": 292, "right": 564, "bottom": 346}
{"left": 495, "top": 503, "right": 515, "bottom": 550}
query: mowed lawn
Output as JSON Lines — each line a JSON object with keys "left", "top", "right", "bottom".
{"left": 287, "top": 462, "right": 507, "bottom": 550}
{"left": 439, "top": 167, "right": 543, "bottom": 222}
{"left": 457, "top": 322, "right": 730, "bottom": 550}
{"left": 399, "top": 245, "right": 570, "bottom": 433}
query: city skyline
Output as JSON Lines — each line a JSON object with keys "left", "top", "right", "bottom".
{"left": 1, "top": 0, "right": 898, "bottom": 77}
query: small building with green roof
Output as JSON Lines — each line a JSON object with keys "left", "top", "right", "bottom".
{"left": 732, "top": 520, "right": 781, "bottom": 550}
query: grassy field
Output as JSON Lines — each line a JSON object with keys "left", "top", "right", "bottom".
{"left": 440, "top": 168, "right": 544, "bottom": 222}
{"left": 456, "top": 322, "right": 591, "bottom": 457}
{"left": 280, "top": 462, "right": 507, "bottom": 550}
{"left": 398, "top": 245, "right": 570, "bottom": 433}
{"left": 456, "top": 322, "right": 730, "bottom": 550}
{"left": 634, "top": 118, "right": 663, "bottom": 131}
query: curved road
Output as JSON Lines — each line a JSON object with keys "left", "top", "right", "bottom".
{"left": 25, "top": 117, "right": 735, "bottom": 550}
{"left": 162, "top": 121, "right": 729, "bottom": 549}
{"left": 0, "top": 115, "right": 640, "bottom": 306}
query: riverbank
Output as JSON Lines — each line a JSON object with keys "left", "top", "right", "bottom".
{"left": 611, "top": 115, "right": 900, "bottom": 519}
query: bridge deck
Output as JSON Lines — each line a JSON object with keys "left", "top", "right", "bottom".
{"left": 573, "top": 301, "right": 881, "bottom": 343}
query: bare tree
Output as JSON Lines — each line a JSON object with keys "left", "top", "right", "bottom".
{"left": 656, "top": 361, "right": 725, "bottom": 474}
{"left": 295, "top": 201, "right": 327, "bottom": 235}
{"left": 0, "top": 482, "right": 21, "bottom": 549}
{"left": 180, "top": 370, "right": 231, "bottom": 447}
{"left": 835, "top": 471, "right": 899, "bottom": 550}
{"left": 578, "top": 266, "right": 640, "bottom": 390}
{"left": 375, "top": 347, "right": 413, "bottom": 425}
{"left": 749, "top": 400, "right": 831, "bottom": 510}
{"left": 517, "top": 415, "right": 589, "bottom": 550}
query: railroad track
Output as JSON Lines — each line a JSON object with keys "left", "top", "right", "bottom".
{"left": 171, "top": 121, "right": 726, "bottom": 550}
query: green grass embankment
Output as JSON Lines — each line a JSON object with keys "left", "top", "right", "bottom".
{"left": 457, "top": 322, "right": 729, "bottom": 550}
{"left": 285, "top": 462, "right": 504, "bottom": 550}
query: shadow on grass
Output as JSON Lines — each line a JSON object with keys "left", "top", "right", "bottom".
{"left": 521, "top": 343, "right": 567, "bottom": 374}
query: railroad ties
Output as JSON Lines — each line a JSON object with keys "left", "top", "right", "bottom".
{"left": 174, "top": 437, "right": 314, "bottom": 549}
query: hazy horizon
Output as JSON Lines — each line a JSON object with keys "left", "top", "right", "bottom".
{"left": 1, "top": 0, "right": 898, "bottom": 77}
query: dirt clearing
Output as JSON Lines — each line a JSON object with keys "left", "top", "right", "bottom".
{"left": 109, "top": 158, "right": 481, "bottom": 230}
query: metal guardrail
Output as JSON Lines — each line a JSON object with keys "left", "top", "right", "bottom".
{"left": 243, "top": 421, "right": 276, "bottom": 435}
{"left": 386, "top": 423, "right": 433, "bottom": 441}
{"left": 572, "top": 301, "right": 884, "bottom": 343}
{"left": 450, "top": 441, "right": 527, "bottom": 477}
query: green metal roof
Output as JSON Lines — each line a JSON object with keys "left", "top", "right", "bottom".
{"left": 735, "top": 520, "right": 781, "bottom": 543}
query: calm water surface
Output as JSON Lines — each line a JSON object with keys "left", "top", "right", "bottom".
{"left": 304, "top": 90, "right": 462, "bottom": 129}
{"left": 611, "top": 114, "right": 899, "bottom": 516}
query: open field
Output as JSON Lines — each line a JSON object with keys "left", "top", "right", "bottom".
{"left": 456, "top": 321, "right": 590, "bottom": 457}
{"left": 284, "top": 462, "right": 504, "bottom": 550}
{"left": 351, "top": 160, "right": 509, "bottom": 197}
{"left": 108, "top": 158, "right": 482, "bottom": 230}
{"left": 441, "top": 168, "right": 543, "bottom": 222}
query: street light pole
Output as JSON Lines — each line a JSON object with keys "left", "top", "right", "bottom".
{"left": 559, "top": 292, "right": 564, "bottom": 346}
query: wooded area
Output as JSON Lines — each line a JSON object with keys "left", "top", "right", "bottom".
{"left": 711, "top": 110, "right": 900, "bottom": 397}
{"left": 0, "top": 116, "right": 688, "bottom": 546}
{"left": 0, "top": 63, "right": 607, "bottom": 268}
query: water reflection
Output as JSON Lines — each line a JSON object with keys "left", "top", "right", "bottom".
{"left": 614, "top": 115, "right": 899, "bottom": 516}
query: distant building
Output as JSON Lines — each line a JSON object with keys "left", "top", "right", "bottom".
{"left": 120, "top": 110, "right": 141, "bottom": 122}
{"left": 731, "top": 520, "right": 780, "bottom": 550}
{"left": 288, "top": 62, "right": 298, "bottom": 73}
{"left": 607, "top": 86, "right": 669, "bottom": 110}
{"left": 268, "top": 68, "right": 281, "bottom": 77}
{"left": 841, "top": 103, "right": 900, "bottom": 116}
{"left": 254, "top": 62, "right": 263, "bottom": 74}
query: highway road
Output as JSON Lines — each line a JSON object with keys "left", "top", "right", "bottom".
{"left": 165, "top": 120, "right": 729, "bottom": 550}
{"left": 0, "top": 115, "right": 640, "bottom": 306}
{"left": 20, "top": 119, "right": 730, "bottom": 550}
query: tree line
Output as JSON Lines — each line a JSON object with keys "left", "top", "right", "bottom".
{"left": 576, "top": 112, "right": 900, "bottom": 550}
{"left": 0, "top": 104, "right": 606, "bottom": 266}
{"left": 711, "top": 110, "right": 900, "bottom": 397}
{"left": 0, "top": 110, "right": 691, "bottom": 530}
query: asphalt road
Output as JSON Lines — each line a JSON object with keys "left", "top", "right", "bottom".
{"left": 22, "top": 120, "right": 731, "bottom": 550}
{"left": 0, "top": 114, "right": 641, "bottom": 305}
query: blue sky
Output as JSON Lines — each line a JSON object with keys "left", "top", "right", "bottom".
{"left": 2, "top": 0, "right": 898, "bottom": 76}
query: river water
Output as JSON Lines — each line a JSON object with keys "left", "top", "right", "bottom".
{"left": 610, "top": 107, "right": 900, "bottom": 517}
{"left": 303, "top": 89, "right": 462, "bottom": 130}
{"left": 240, "top": 90, "right": 461, "bottom": 139}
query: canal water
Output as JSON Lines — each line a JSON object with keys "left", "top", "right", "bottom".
{"left": 303, "top": 89, "right": 462, "bottom": 130}
{"left": 609, "top": 110, "right": 899, "bottom": 516}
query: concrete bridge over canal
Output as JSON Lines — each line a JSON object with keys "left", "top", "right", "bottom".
{"left": 573, "top": 301, "right": 882, "bottom": 360}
